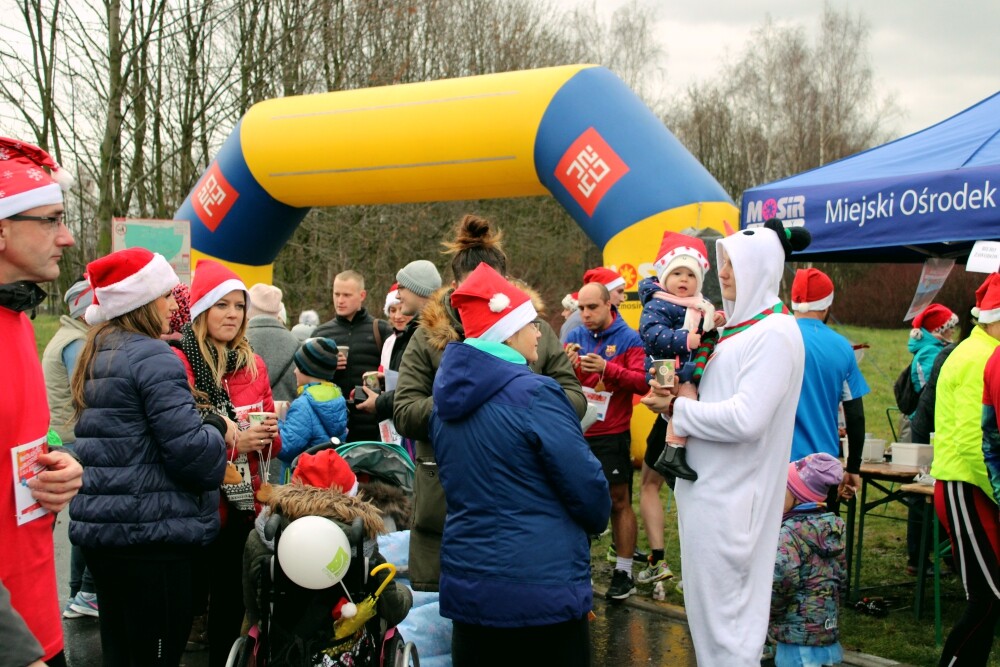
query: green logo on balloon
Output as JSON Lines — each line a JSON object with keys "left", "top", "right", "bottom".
{"left": 325, "top": 547, "right": 349, "bottom": 580}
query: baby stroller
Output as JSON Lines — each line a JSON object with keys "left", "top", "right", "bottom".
{"left": 228, "top": 443, "right": 418, "bottom": 667}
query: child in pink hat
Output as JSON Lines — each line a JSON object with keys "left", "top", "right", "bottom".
{"left": 771, "top": 452, "right": 847, "bottom": 667}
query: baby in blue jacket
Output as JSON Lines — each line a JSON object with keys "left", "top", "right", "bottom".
{"left": 277, "top": 337, "right": 349, "bottom": 480}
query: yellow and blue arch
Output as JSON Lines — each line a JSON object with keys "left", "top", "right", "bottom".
{"left": 176, "top": 64, "right": 737, "bottom": 456}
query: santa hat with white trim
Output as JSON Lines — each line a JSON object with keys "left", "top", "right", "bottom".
{"left": 189, "top": 259, "right": 248, "bottom": 322}
{"left": 0, "top": 137, "right": 74, "bottom": 219}
{"left": 652, "top": 231, "right": 710, "bottom": 292}
{"left": 973, "top": 273, "right": 1000, "bottom": 324}
{"left": 384, "top": 282, "right": 401, "bottom": 316}
{"left": 791, "top": 268, "right": 835, "bottom": 313}
{"left": 450, "top": 262, "right": 537, "bottom": 343}
{"left": 84, "top": 248, "right": 179, "bottom": 324}
{"left": 911, "top": 303, "right": 958, "bottom": 340}
{"left": 582, "top": 266, "right": 625, "bottom": 292}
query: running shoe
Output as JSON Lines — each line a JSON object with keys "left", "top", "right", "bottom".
{"left": 68, "top": 591, "right": 99, "bottom": 618}
{"left": 636, "top": 561, "right": 674, "bottom": 585}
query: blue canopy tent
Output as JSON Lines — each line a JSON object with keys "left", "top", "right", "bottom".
{"left": 741, "top": 91, "right": 1000, "bottom": 262}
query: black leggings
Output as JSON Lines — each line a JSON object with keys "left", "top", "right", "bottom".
{"left": 935, "top": 481, "right": 1000, "bottom": 667}
{"left": 207, "top": 515, "right": 254, "bottom": 667}
{"left": 452, "top": 616, "right": 591, "bottom": 667}
{"left": 82, "top": 548, "right": 194, "bottom": 667}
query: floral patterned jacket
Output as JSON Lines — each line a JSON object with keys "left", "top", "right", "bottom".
{"left": 770, "top": 504, "right": 847, "bottom": 646}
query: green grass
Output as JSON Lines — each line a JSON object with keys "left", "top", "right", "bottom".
{"left": 589, "top": 325, "right": 996, "bottom": 667}
{"left": 32, "top": 314, "right": 61, "bottom": 359}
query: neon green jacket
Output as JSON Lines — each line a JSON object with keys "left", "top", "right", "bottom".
{"left": 930, "top": 326, "right": 1000, "bottom": 496}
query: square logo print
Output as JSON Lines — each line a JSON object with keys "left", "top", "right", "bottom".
{"left": 554, "top": 127, "right": 629, "bottom": 217}
{"left": 192, "top": 162, "right": 239, "bottom": 231}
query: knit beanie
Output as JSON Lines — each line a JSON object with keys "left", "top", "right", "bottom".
{"left": 64, "top": 279, "right": 95, "bottom": 320}
{"left": 787, "top": 453, "right": 843, "bottom": 504}
{"left": 248, "top": 283, "right": 284, "bottom": 319}
{"left": 299, "top": 309, "right": 320, "bottom": 327}
{"left": 396, "top": 260, "right": 442, "bottom": 298}
{"left": 294, "top": 337, "right": 340, "bottom": 381}
{"left": 292, "top": 449, "right": 358, "bottom": 496}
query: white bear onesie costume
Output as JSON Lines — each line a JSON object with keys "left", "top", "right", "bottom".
{"left": 671, "top": 227, "right": 805, "bottom": 666}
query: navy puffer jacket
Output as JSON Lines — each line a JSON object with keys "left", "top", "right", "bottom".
{"left": 69, "top": 330, "right": 227, "bottom": 549}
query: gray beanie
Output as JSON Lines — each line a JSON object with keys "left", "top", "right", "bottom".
{"left": 396, "top": 260, "right": 442, "bottom": 298}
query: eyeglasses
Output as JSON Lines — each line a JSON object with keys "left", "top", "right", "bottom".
{"left": 531, "top": 320, "right": 542, "bottom": 330}
{"left": 7, "top": 213, "right": 66, "bottom": 229}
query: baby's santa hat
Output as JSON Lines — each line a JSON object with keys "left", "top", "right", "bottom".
{"left": 911, "top": 303, "right": 958, "bottom": 340}
{"left": 384, "top": 282, "right": 401, "bottom": 316}
{"left": 582, "top": 266, "right": 625, "bottom": 292}
{"left": 450, "top": 262, "right": 537, "bottom": 343}
{"left": 84, "top": 248, "right": 179, "bottom": 324}
{"left": 791, "top": 268, "right": 835, "bottom": 313}
{"left": 189, "top": 259, "right": 248, "bottom": 321}
{"left": 972, "top": 273, "right": 1000, "bottom": 324}
{"left": 292, "top": 449, "right": 359, "bottom": 497}
{"left": 0, "top": 137, "right": 73, "bottom": 220}
{"left": 652, "top": 231, "right": 710, "bottom": 291}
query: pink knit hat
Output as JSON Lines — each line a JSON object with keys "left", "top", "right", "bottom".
{"left": 787, "top": 453, "right": 843, "bottom": 504}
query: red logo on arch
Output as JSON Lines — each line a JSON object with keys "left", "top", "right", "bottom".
{"left": 192, "top": 162, "right": 238, "bottom": 231}
{"left": 555, "top": 127, "right": 629, "bottom": 216}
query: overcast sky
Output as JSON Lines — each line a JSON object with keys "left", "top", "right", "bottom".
{"left": 558, "top": 0, "right": 1000, "bottom": 139}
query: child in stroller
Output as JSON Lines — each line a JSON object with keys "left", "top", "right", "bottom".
{"left": 238, "top": 448, "right": 414, "bottom": 666}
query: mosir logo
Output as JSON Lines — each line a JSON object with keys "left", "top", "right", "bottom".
{"left": 555, "top": 127, "right": 629, "bottom": 216}
{"left": 192, "top": 162, "right": 239, "bottom": 231}
{"left": 745, "top": 195, "right": 806, "bottom": 226}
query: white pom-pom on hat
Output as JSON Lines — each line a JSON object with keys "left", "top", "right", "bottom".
{"left": 489, "top": 293, "right": 510, "bottom": 313}
{"left": 51, "top": 164, "right": 74, "bottom": 191}
{"left": 341, "top": 602, "right": 357, "bottom": 618}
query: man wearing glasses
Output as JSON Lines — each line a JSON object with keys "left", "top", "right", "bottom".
{"left": 0, "top": 137, "right": 84, "bottom": 667}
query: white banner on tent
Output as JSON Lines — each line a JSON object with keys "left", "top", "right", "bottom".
{"left": 904, "top": 258, "right": 955, "bottom": 321}
{"left": 967, "top": 241, "right": 1000, "bottom": 274}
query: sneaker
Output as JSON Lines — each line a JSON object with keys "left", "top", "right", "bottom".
{"left": 62, "top": 597, "right": 84, "bottom": 619}
{"left": 605, "top": 570, "right": 637, "bottom": 600}
{"left": 68, "top": 591, "right": 98, "bottom": 618}
{"left": 606, "top": 545, "right": 650, "bottom": 564}
{"left": 636, "top": 561, "right": 674, "bottom": 584}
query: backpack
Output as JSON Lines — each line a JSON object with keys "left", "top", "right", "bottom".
{"left": 894, "top": 363, "right": 921, "bottom": 414}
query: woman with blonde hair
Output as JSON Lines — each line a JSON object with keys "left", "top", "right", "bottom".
{"left": 68, "top": 248, "right": 235, "bottom": 666}
{"left": 172, "top": 259, "right": 282, "bottom": 665}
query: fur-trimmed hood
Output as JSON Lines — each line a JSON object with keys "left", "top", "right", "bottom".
{"left": 266, "top": 482, "right": 385, "bottom": 537}
{"left": 420, "top": 282, "right": 547, "bottom": 353}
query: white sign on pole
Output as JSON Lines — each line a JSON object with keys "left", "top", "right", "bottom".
{"left": 111, "top": 218, "right": 192, "bottom": 285}
{"left": 967, "top": 241, "right": 1000, "bottom": 274}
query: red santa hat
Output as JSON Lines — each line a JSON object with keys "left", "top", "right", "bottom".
{"left": 84, "top": 248, "right": 179, "bottom": 324}
{"left": 912, "top": 303, "right": 958, "bottom": 338}
{"left": 652, "top": 231, "right": 710, "bottom": 291}
{"left": 0, "top": 137, "right": 73, "bottom": 220}
{"left": 561, "top": 292, "right": 579, "bottom": 312}
{"left": 973, "top": 273, "right": 1000, "bottom": 324}
{"left": 189, "top": 259, "right": 248, "bottom": 322}
{"left": 384, "top": 282, "right": 401, "bottom": 316}
{"left": 582, "top": 266, "right": 625, "bottom": 292}
{"left": 292, "top": 449, "right": 359, "bottom": 496}
{"left": 791, "top": 268, "right": 835, "bottom": 313}
{"left": 450, "top": 262, "right": 537, "bottom": 343}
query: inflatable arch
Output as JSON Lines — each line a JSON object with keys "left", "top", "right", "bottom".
{"left": 176, "top": 64, "right": 738, "bottom": 453}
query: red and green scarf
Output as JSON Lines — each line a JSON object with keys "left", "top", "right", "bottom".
{"left": 690, "top": 302, "right": 789, "bottom": 383}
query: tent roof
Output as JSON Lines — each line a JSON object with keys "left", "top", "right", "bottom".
{"left": 742, "top": 90, "right": 1000, "bottom": 262}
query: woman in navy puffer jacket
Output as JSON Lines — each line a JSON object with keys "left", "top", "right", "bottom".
{"left": 68, "top": 249, "right": 233, "bottom": 667}
{"left": 429, "top": 264, "right": 610, "bottom": 667}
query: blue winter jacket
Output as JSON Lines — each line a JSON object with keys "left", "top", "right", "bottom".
{"left": 277, "top": 382, "right": 349, "bottom": 476}
{"left": 69, "top": 331, "right": 227, "bottom": 550}
{"left": 638, "top": 277, "right": 699, "bottom": 380}
{"left": 909, "top": 329, "right": 947, "bottom": 393}
{"left": 429, "top": 342, "right": 610, "bottom": 627}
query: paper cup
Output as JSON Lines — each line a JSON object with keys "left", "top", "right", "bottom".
{"left": 651, "top": 359, "right": 676, "bottom": 388}
{"left": 337, "top": 345, "right": 350, "bottom": 361}
{"left": 273, "top": 401, "right": 290, "bottom": 421}
{"left": 248, "top": 412, "right": 269, "bottom": 425}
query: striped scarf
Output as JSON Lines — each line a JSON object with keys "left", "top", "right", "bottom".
{"left": 691, "top": 302, "right": 790, "bottom": 383}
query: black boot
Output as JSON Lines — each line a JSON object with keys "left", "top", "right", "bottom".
{"left": 654, "top": 444, "right": 698, "bottom": 481}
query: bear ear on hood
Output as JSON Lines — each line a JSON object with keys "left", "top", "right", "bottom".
{"left": 763, "top": 218, "right": 811, "bottom": 260}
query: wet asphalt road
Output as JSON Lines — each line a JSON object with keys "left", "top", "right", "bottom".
{"left": 55, "top": 512, "right": 695, "bottom": 666}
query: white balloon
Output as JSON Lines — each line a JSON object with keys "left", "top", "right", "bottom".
{"left": 277, "top": 516, "right": 352, "bottom": 589}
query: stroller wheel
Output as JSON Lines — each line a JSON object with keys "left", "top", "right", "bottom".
{"left": 382, "top": 631, "right": 420, "bottom": 667}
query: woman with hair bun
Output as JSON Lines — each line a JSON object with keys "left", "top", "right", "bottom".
{"left": 394, "top": 214, "right": 587, "bottom": 594}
